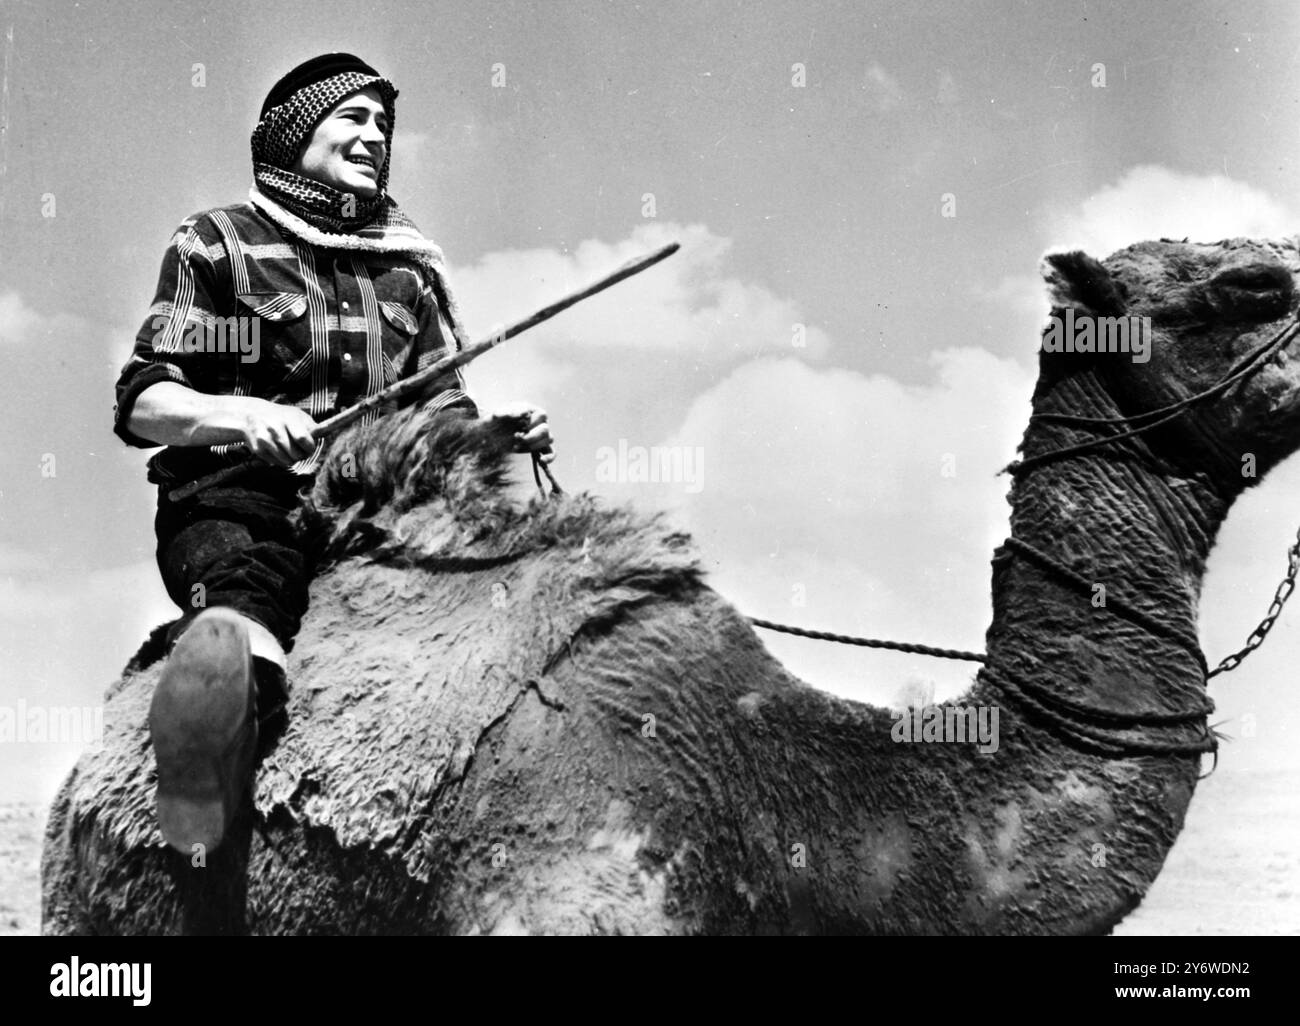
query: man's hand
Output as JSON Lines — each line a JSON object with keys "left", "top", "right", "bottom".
{"left": 239, "top": 398, "right": 319, "bottom": 467}
{"left": 126, "top": 383, "right": 318, "bottom": 462}
{"left": 490, "top": 402, "right": 555, "bottom": 463}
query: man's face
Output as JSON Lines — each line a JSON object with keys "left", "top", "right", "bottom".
{"left": 291, "top": 86, "right": 389, "bottom": 199}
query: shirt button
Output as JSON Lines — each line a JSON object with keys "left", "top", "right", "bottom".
{"left": 341, "top": 301, "right": 350, "bottom": 310}
{"left": 343, "top": 353, "right": 353, "bottom": 361}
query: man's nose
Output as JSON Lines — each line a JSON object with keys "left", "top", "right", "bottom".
{"left": 361, "top": 117, "right": 386, "bottom": 144}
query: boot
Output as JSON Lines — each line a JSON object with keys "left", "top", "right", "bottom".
{"left": 149, "top": 608, "right": 257, "bottom": 854}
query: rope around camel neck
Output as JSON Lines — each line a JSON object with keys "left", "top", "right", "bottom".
{"left": 746, "top": 471, "right": 1224, "bottom": 757}
{"left": 748, "top": 313, "right": 1300, "bottom": 759}
{"left": 748, "top": 534, "right": 1220, "bottom": 759}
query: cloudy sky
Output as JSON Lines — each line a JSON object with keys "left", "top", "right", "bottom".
{"left": 3, "top": 0, "right": 1300, "bottom": 840}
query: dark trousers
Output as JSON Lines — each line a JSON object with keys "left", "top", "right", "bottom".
{"left": 154, "top": 469, "right": 312, "bottom": 653}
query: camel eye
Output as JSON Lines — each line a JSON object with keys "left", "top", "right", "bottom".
{"left": 1204, "top": 265, "right": 1293, "bottom": 322}
{"left": 1212, "top": 266, "right": 1290, "bottom": 294}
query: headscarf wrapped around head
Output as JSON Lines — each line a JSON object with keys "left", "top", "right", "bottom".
{"left": 251, "top": 53, "right": 399, "bottom": 233}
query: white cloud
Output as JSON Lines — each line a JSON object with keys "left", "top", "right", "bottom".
{"left": 1048, "top": 164, "right": 1299, "bottom": 257}
{"left": 979, "top": 165, "right": 1300, "bottom": 361}
{"left": 447, "top": 221, "right": 832, "bottom": 361}
{"left": 648, "top": 350, "right": 1036, "bottom": 704}
{"left": 0, "top": 291, "right": 88, "bottom": 349}
{"left": 0, "top": 290, "right": 133, "bottom": 384}
{"left": 0, "top": 543, "right": 51, "bottom": 576}
{"left": 974, "top": 272, "right": 1053, "bottom": 365}
{"left": 0, "top": 561, "right": 174, "bottom": 657}
{"left": 980, "top": 273, "right": 1048, "bottom": 321}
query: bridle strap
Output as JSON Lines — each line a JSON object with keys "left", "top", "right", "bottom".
{"left": 1008, "top": 313, "right": 1300, "bottom": 476}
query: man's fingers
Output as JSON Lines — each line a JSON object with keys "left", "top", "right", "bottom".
{"left": 268, "top": 437, "right": 298, "bottom": 466}
{"left": 251, "top": 439, "right": 292, "bottom": 467}
{"left": 285, "top": 412, "right": 319, "bottom": 456}
{"left": 288, "top": 430, "right": 317, "bottom": 459}
{"left": 495, "top": 404, "right": 552, "bottom": 455}
{"left": 248, "top": 439, "right": 273, "bottom": 464}
{"left": 269, "top": 415, "right": 316, "bottom": 462}
{"left": 514, "top": 425, "right": 553, "bottom": 452}
{"left": 239, "top": 402, "right": 318, "bottom": 466}
{"left": 493, "top": 404, "right": 547, "bottom": 430}
{"left": 254, "top": 425, "right": 309, "bottom": 466}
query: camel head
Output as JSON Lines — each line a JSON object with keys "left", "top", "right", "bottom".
{"left": 1037, "top": 236, "right": 1300, "bottom": 493}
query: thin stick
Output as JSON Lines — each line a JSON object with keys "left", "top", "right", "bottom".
{"left": 167, "top": 241, "right": 679, "bottom": 502}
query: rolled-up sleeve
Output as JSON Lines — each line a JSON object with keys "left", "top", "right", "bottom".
{"left": 407, "top": 274, "right": 478, "bottom": 418}
{"left": 113, "top": 220, "right": 225, "bottom": 447}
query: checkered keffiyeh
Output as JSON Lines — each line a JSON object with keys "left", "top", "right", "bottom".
{"left": 251, "top": 70, "right": 398, "bottom": 233}
{"left": 244, "top": 67, "right": 473, "bottom": 353}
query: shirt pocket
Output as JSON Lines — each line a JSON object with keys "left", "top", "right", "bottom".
{"left": 378, "top": 300, "right": 419, "bottom": 385}
{"left": 236, "top": 291, "right": 311, "bottom": 390}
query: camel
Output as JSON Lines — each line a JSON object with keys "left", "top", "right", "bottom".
{"left": 41, "top": 233, "right": 1300, "bottom": 935}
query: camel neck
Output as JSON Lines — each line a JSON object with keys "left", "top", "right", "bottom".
{"left": 982, "top": 368, "right": 1229, "bottom": 730}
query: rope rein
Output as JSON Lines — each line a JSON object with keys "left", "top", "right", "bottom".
{"left": 746, "top": 309, "right": 1300, "bottom": 760}
{"left": 531, "top": 451, "right": 564, "bottom": 496}
{"left": 746, "top": 618, "right": 985, "bottom": 663}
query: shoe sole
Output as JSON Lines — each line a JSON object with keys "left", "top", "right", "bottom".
{"left": 150, "top": 610, "right": 257, "bottom": 853}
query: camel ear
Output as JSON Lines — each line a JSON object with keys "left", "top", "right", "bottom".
{"left": 1040, "top": 250, "right": 1127, "bottom": 316}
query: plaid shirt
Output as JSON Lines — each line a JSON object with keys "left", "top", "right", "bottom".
{"left": 114, "top": 201, "right": 476, "bottom": 484}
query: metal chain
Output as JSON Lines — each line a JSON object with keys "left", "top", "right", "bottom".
{"left": 1208, "top": 523, "right": 1300, "bottom": 679}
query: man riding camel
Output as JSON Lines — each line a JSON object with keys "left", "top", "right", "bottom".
{"left": 113, "top": 53, "right": 554, "bottom": 855}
